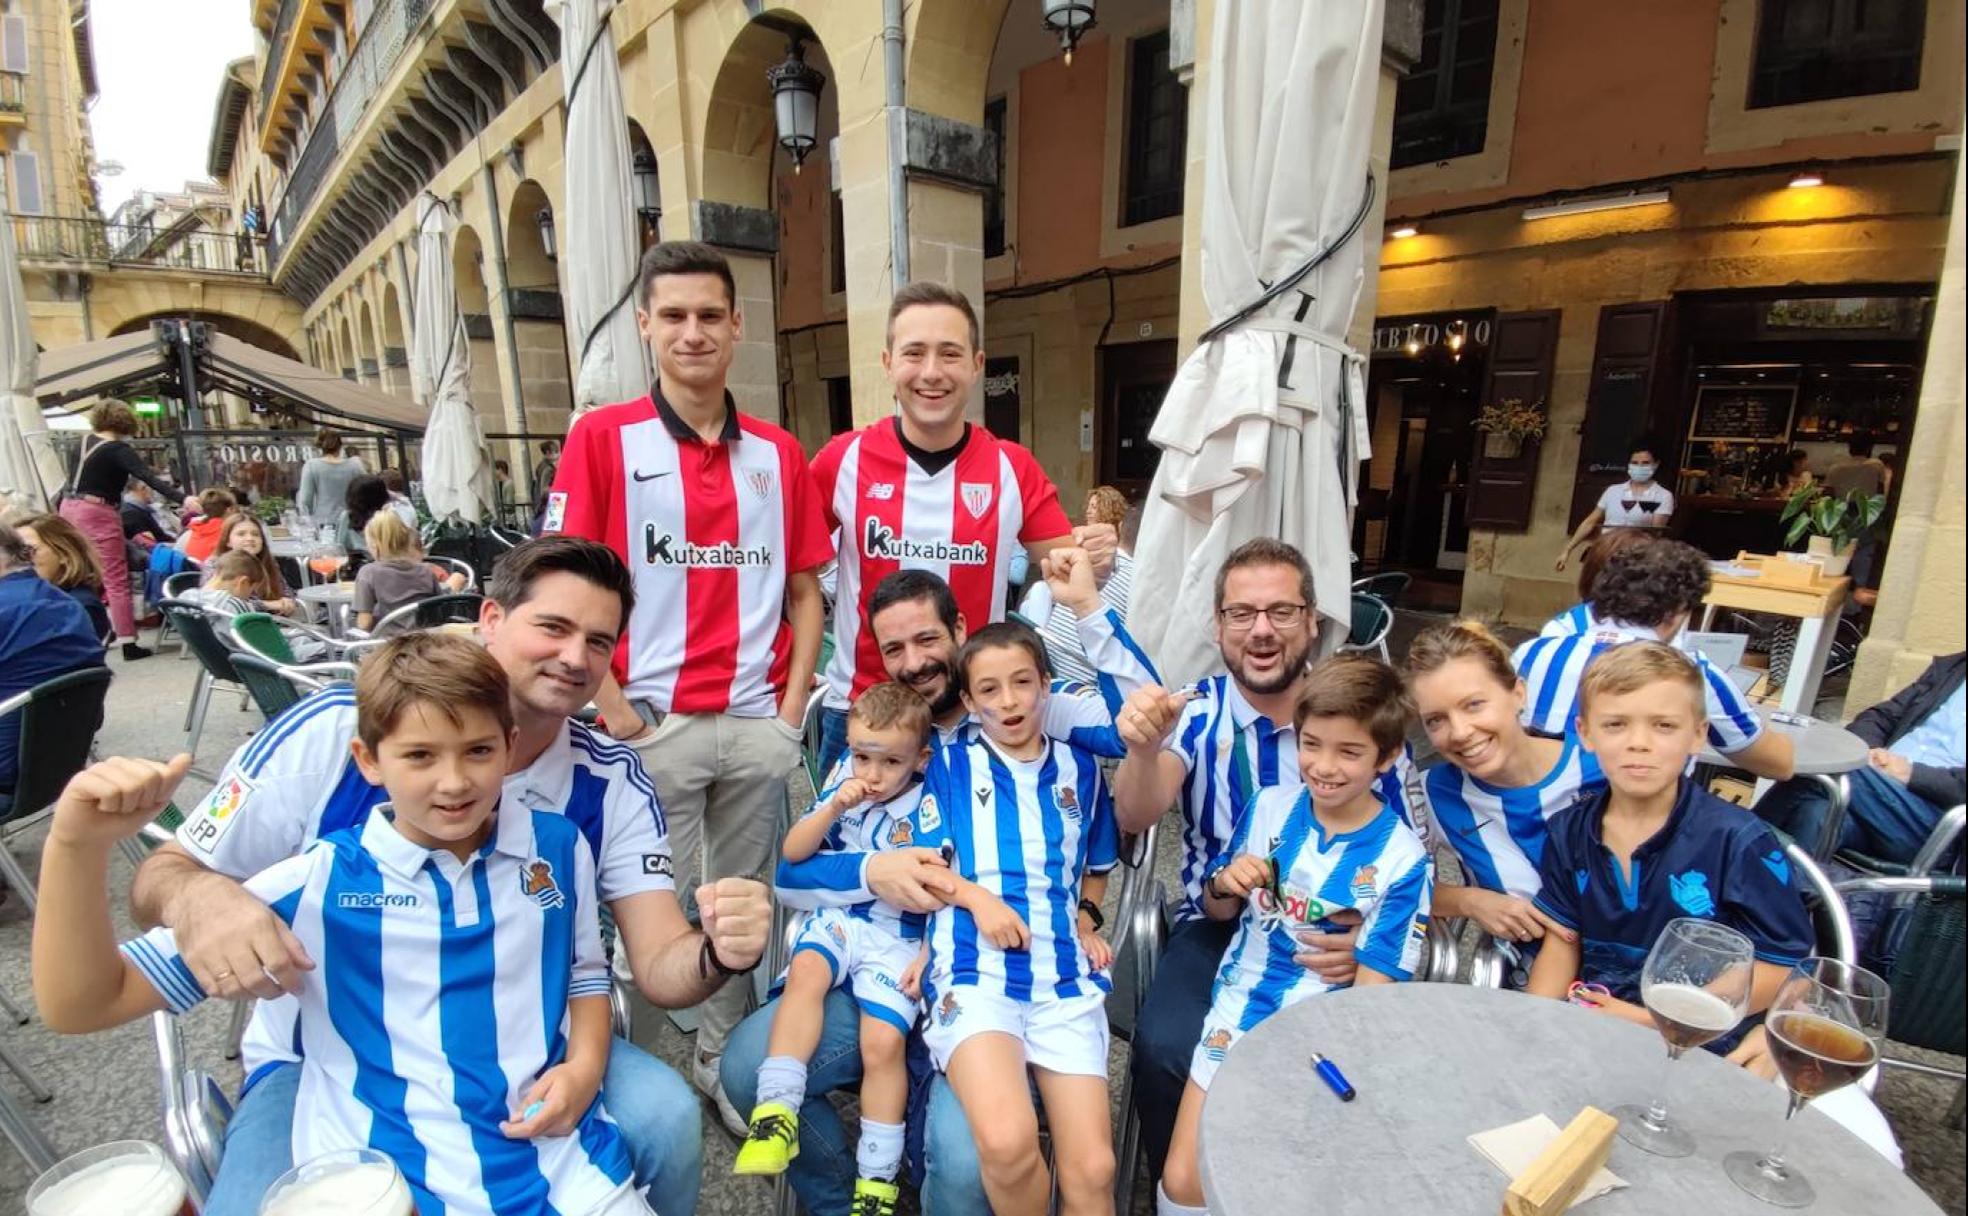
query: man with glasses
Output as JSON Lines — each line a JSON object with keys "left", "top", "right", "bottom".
{"left": 1109, "top": 537, "right": 1367, "bottom": 1192}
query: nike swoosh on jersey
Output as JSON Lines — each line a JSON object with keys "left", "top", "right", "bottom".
{"left": 633, "top": 469, "right": 673, "bottom": 482}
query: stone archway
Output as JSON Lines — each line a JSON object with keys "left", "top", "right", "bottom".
{"left": 505, "top": 179, "right": 574, "bottom": 467}
{"left": 381, "top": 280, "right": 409, "bottom": 391}
{"left": 451, "top": 224, "right": 506, "bottom": 429}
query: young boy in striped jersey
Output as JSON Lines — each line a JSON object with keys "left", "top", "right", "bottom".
{"left": 32, "top": 634, "right": 653, "bottom": 1216}
{"left": 1158, "top": 656, "right": 1434, "bottom": 1216}
{"left": 734, "top": 682, "right": 936, "bottom": 1215}
{"left": 909, "top": 620, "right": 1119, "bottom": 1216}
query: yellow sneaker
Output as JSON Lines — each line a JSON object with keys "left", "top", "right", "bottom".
{"left": 853, "top": 1177, "right": 900, "bottom": 1216}
{"left": 731, "top": 1102, "right": 800, "bottom": 1176}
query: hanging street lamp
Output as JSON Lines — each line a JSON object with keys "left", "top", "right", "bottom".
{"left": 632, "top": 144, "right": 662, "bottom": 231}
{"left": 537, "top": 207, "right": 557, "bottom": 261}
{"left": 768, "top": 37, "right": 825, "bottom": 174}
{"left": 1042, "top": 0, "right": 1096, "bottom": 65}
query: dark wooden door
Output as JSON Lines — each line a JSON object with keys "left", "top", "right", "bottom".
{"left": 1569, "top": 302, "right": 1673, "bottom": 528}
{"left": 1465, "top": 310, "right": 1561, "bottom": 532}
{"left": 1099, "top": 339, "right": 1178, "bottom": 496}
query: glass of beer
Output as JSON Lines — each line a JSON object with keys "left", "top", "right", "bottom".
{"left": 259, "top": 1148, "right": 415, "bottom": 1216}
{"left": 27, "top": 1140, "right": 193, "bottom": 1216}
{"left": 1726, "top": 957, "right": 1889, "bottom": 1208}
{"left": 1613, "top": 916, "right": 1754, "bottom": 1157}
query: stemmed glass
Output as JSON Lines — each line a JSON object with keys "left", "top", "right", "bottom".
{"left": 1614, "top": 917, "right": 1755, "bottom": 1157}
{"left": 1726, "top": 957, "right": 1890, "bottom": 1208}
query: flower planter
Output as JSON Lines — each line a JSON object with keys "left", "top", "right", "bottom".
{"left": 1483, "top": 432, "right": 1524, "bottom": 460}
{"left": 1805, "top": 534, "right": 1856, "bottom": 578}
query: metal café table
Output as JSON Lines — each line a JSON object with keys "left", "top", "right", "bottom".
{"left": 1700, "top": 706, "right": 1868, "bottom": 859}
{"left": 1199, "top": 984, "right": 1938, "bottom": 1216}
{"left": 297, "top": 581, "right": 357, "bottom": 636}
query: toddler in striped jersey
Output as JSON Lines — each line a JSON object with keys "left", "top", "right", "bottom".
{"left": 1158, "top": 656, "right": 1434, "bottom": 1216}
{"left": 735, "top": 682, "right": 935, "bottom": 1216}
{"left": 32, "top": 634, "right": 651, "bottom": 1216}
{"left": 907, "top": 620, "right": 1120, "bottom": 1216}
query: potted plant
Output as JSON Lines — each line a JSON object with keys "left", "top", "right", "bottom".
{"left": 1780, "top": 485, "right": 1884, "bottom": 578}
{"left": 1475, "top": 397, "right": 1546, "bottom": 460}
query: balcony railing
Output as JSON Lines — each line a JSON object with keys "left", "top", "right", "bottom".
{"left": 260, "top": 0, "right": 302, "bottom": 118}
{"left": 0, "top": 70, "right": 26, "bottom": 114}
{"left": 8, "top": 213, "right": 270, "bottom": 277}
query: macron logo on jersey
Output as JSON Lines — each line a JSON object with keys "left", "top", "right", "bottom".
{"left": 861, "top": 517, "right": 991, "bottom": 566}
{"left": 642, "top": 524, "right": 774, "bottom": 568}
{"left": 337, "top": 891, "right": 421, "bottom": 910}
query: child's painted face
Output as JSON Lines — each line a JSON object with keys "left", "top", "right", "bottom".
{"left": 228, "top": 520, "right": 264, "bottom": 554}
{"left": 352, "top": 701, "right": 513, "bottom": 858}
{"left": 1296, "top": 715, "right": 1394, "bottom": 811}
{"left": 1577, "top": 679, "right": 1704, "bottom": 802}
{"left": 846, "top": 720, "right": 930, "bottom": 803}
{"left": 1411, "top": 656, "right": 1528, "bottom": 783}
{"left": 961, "top": 643, "right": 1049, "bottom": 752}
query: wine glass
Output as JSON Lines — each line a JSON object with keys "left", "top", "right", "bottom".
{"left": 1613, "top": 917, "right": 1755, "bottom": 1157}
{"left": 1726, "top": 957, "right": 1890, "bottom": 1208}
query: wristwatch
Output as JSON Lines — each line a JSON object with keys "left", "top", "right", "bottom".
{"left": 699, "top": 934, "right": 759, "bottom": 981}
{"left": 1078, "top": 898, "right": 1105, "bottom": 931}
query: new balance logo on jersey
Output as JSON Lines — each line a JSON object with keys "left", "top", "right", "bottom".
{"left": 861, "top": 517, "right": 990, "bottom": 565}
{"left": 337, "top": 891, "right": 421, "bottom": 910}
{"left": 866, "top": 482, "right": 896, "bottom": 500}
{"left": 643, "top": 525, "right": 774, "bottom": 567}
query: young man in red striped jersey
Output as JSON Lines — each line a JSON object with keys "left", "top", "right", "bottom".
{"left": 548, "top": 241, "right": 831, "bottom": 1131}
{"left": 809, "top": 282, "right": 1116, "bottom": 775}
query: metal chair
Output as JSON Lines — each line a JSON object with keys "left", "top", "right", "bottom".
{"left": 1339, "top": 592, "right": 1394, "bottom": 663}
{"left": 157, "top": 567, "right": 206, "bottom": 657}
{"left": 357, "top": 591, "right": 488, "bottom": 638}
{"left": 1350, "top": 571, "right": 1412, "bottom": 611}
{"left": 227, "top": 653, "right": 356, "bottom": 722}
{"left": 1836, "top": 866, "right": 1967, "bottom": 1123}
{"left": 151, "top": 1012, "right": 232, "bottom": 1206}
{"left": 427, "top": 555, "right": 477, "bottom": 589}
{"left": 1109, "top": 821, "right": 1167, "bottom": 1212}
{"left": 0, "top": 666, "right": 115, "bottom": 912}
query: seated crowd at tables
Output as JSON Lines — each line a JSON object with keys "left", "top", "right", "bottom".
{"left": 17, "top": 242, "right": 1960, "bottom": 1216}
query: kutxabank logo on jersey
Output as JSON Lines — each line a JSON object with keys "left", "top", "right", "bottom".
{"left": 641, "top": 523, "right": 774, "bottom": 567}
{"left": 861, "top": 516, "right": 990, "bottom": 565}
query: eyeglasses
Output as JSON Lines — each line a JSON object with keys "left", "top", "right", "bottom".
{"left": 1217, "top": 602, "right": 1309, "bottom": 632}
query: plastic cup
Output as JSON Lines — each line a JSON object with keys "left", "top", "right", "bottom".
{"left": 258, "top": 1148, "right": 415, "bottom": 1215}
{"left": 27, "top": 1141, "right": 192, "bottom": 1216}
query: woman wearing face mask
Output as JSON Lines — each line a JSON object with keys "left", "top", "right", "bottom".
{"left": 1554, "top": 437, "right": 1674, "bottom": 572}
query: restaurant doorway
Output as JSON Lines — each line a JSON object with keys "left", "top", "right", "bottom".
{"left": 1097, "top": 339, "right": 1177, "bottom": 499}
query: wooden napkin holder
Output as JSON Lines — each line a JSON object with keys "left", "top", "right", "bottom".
{"left": 1501, "top": 1106, "right": 1618, "bottom": 1216}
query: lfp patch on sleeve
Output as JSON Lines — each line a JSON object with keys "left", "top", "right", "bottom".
{"left": 182, "top": 772, "right": 256, "bottom": 853}
{"left": 542, "top": 491, "right": 569, "bottom": 534}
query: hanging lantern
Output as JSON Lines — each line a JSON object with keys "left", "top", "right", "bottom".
{"left": 1042, "top": 0, "right": 1096, "bottom": 65}
{"left": 632, "top": 144, "right": 662, "bottom": 230}
{"left": 768, "top": 38, "right": 825, "bottom": 174}
{"left": 537, "top": 207, "right": 557, "bottom": 261}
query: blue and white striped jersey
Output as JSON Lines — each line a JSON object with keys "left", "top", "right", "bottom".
{"left": 176, "top": 687, "right": 674, "bottom": 1080}
{"left": 1418, "top": 736, "right": 1606, "bottom": 900}
{"left": 128, "top": 805, "right": 634, "bottom": 1216}
{"left": 1164, "top": 676, "right": 1298, "bottom": 923}
{"left": 793, "top": 778, "right": 930, "bottom": 941}
{"left": 1207, "top": 786, "right": 1432, "bottom": 1030}
{"left": 1540, "top": 601, "right": 1595, "bottom": 638}
{"left": 910, "top": 734, "right": 1118, "bottom": 1004}
{"left": 1512, "top": 621, "right": 1763, "bottom": 753}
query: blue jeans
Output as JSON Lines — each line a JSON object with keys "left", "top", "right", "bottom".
{"left": 723, "top": 988, "right": 989, "bottom": 1215}
{"left": 1756, "top": 766, "right": 1946, "bottom": 866}
{"left": 204, "top": 1038, "right": 702, "bottom": 1216}
{"left": 1128, "top": 915, "right": 1237, "bottom": 1186}
{"left": 816, "top": 705, "right": 850, "bottom": 784}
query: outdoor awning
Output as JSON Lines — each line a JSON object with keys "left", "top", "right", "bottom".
{"left": 33, "top": 327, "right": 427, "bottom": 435}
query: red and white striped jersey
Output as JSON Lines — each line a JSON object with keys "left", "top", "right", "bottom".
{"left": 811, "top": 420, "right": 1071, "bottom": 705}
{"left": 548, "top": 390, "right": 831, "bottom": 717}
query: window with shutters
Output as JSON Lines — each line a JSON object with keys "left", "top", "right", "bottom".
{"left": 1749, "top": 0, "right": 1924, "bottom": 108}
{"left": 1391, "top": 0, "right": 1499, "bottom": 170}
{"left": 1122, "top": 30, "right": 1187, "bottom": 227}
{"left": 983, "top": 97, "right": 1007, "bottom": 259}
{"left": 2, "top": 14, "right": 28, "bottom": 74}
{"left": 11, "top": 149, "right": 41, "bottom": 214}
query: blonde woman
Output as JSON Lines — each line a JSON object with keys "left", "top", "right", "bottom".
{"left": 353, "top": 510, "right": 467, "bottom": 633}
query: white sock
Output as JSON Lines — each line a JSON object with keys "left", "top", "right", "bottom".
{"left": 857, "top": 1118, "right": 905, "bottom": 1182}
{"left": 1157, "top": 1181, "right": 1208, "bottom": 1216}
{"left": 755, "top": 1055, "right": 808, "bottom": 1113}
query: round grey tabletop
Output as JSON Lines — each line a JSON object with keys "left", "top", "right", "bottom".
{"left": 296, "top": 582, "right": 354, "bottom": 604}
{"left": 1700, "top": 708, "right": 1867, "bottom": 774}
{"left": 1199, "top": 984, "right": 1938, "bottom": 1216}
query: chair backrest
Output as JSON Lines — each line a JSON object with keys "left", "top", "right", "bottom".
{"left": 162, "top": 570, "right": 205, "bottom": 600}
{"left": 409, "top": 591, "right": 487, "bottom": 630}
{"left": 157, "top": 600, "right": 243, "bottom": 685}
{"left": 1352, "top": 571, "right": 1412, "bottom": 608}
{"left": 229, "top": 612, "right": 297, "bottom": 665}
{"left": 1345, "top": 592, "right": 1392, "bottom": 648}
{"left": 1786, "top": 842, "right": 1856, "bottom": 966}
{"left": 1882, "top": 880, "right": 1965, "bottom": 1055}
{"left": 3, "top": 666, "right": 113, "bottom": 821}
{"left": 428, "top": 555, "right": 477, "bottom": 588}
{"left": 228, "top": 652, "right": 309, "bottom": 721}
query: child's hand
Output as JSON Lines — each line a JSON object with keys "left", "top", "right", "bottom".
{"left": 1213, "top": 854, "right": 1273, "bottom": 900}
{"left": 500, "top": 1059, "right": 603, "bottom": 1140}
{"left": 900, "top": 951, "right": 927, "bottom": 1000}
{"left": 1465, "top": 889, "right": 1550, "bottom": 942}
{"left": 1079, "top": 929, "right": 1113, "bottom": 971}
{"left": 50, "top": 754, "right": 193, "bottom": 849}
{"left": 971, "top": 895, "right": 1032, "bottom": 951}
{"left": 829, "top": 778, "right": 870, "bottom": 810}
{"left": 1574, "top": 990, "right": 1651, "bottom": 1027}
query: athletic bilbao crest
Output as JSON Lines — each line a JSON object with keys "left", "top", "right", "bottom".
{"left": 960, "top": 481, "right": 993, "bottom": 519}
{"left": 746, "top": 470, "right": 773, "bottom": 502}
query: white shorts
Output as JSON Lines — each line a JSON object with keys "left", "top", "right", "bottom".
{"left": 1187, "top": 1006, "right": 1249, "bottom": 1091}
{"left": 920, "top": 985, "right": 1110, "bottom": 1078}
{"left": 788, "top": 908, "right": 921, "bottom": 1035}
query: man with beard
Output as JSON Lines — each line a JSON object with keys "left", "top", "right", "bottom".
{"left": 1110, "top": 537, "right": 1367, "bottom": 1192}
{"left": 722, "top": 550, "right": 1156, "bottom": 1215}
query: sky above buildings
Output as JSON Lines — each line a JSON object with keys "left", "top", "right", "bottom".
{"left": 89, "top": 0, "right": 254, "bottom": 212}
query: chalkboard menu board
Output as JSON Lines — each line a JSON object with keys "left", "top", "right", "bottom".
{"left": 1689, "top": 385, "right": 1794, "bottom": 442}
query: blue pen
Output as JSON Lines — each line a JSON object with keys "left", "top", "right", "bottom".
{"left": 1310, "top": 1053, "right": 1356, "bottom": 1102}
